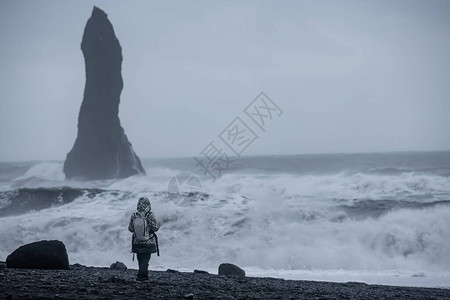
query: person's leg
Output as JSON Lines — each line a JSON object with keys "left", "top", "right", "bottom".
{"left": 137, "top": 253, "right": 151, "bottom": 279}
{"left": 142, "top": 253, "right": 151, "bottom": 277}
{"left": 136, "top": 253, "right": 145, "bottom": 279}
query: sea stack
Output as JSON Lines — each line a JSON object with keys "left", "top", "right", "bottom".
{"left": 64, "top": 7, "right": 145, "bottom": 180}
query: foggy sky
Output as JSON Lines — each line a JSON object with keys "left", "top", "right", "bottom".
{"left": 1, "top": 0, "right": 449, "bottom": 161}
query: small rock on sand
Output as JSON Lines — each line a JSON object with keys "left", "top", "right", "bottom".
{"left": 218, "top": 263, "right": 245, "bottom": 277}
{"left": 110, "top": 261, "right": 127, "bottom": 270}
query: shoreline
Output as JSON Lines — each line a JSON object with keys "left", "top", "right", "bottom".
{"left": 241, "top": 267, "right": 450, "bottom": 289}
{"left": 1, "top": 263, "right": 449, "bottom": 299}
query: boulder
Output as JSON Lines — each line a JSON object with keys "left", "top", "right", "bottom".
{"left": 6, "top": 240, "right": 69, "bottom": 270}
{"left": 218, "top": 263, "right": 245, "bottom": 277}
{"left": 63, "top": 6, "right": 146, "bottom": 180}
{"left": 110, "top": 261, "right": 127, "bottom": 270}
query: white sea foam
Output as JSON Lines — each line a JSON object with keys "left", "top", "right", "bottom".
{"left": 15, "top": 162, "right": 65, "bottom": 182}
{"left": 0, "top": 160, "right": 449, "bottom": 287}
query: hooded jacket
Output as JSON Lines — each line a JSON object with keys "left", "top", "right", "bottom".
{"left": 128, "top": 197, "right": 160, "bottom": 253}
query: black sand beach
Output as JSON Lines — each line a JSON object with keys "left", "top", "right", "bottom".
{"left": 1, "top": 263, "right": 449, "bottom": 300}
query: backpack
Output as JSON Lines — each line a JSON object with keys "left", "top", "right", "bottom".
{"left": 133, "top": 213, "right": 150, "bottom": 243}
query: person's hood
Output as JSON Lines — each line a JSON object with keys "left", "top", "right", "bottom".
{"left": 137, "top": 197, "right": 151, "bottom": 216}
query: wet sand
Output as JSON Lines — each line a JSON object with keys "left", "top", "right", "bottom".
{"left": 1, "top": 263, "right": 449, "bottom": 299}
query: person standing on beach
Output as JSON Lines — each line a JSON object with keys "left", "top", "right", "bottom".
{"left": 128, "top": 197, "right": 160, "bottom": 281}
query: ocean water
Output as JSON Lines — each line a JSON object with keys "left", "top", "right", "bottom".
{"left": 0, "top": 151, "right": 449, "bottom": 288}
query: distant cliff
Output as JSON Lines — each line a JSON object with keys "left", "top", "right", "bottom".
{"left": 64, "top": 7, "right": 145, "bottom": 180}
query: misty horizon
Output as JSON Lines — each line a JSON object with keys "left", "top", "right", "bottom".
{"left": 1, "top": 0, "right": 449, "bottom": 162}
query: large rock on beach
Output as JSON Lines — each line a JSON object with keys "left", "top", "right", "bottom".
{"left": 218, "top": 263, "right": 245, "bottom": 277}
{"left": 6, "top": 240, "right": 69, "bottom": 270}
{"left": 63, "top": 6, "right": 145, "bottom": 180}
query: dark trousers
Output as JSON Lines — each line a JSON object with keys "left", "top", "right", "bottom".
{"left": 136, "top": 253, "right": 151, "bottom": 278}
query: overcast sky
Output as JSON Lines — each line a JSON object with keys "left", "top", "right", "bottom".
{"left": 0, "top": 0, "right": 449, "bottom": 161}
